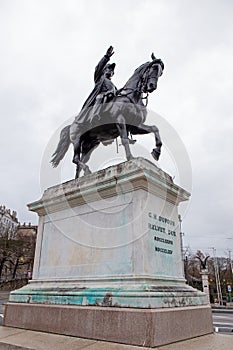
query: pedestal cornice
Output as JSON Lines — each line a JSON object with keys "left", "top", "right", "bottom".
{"left": 28, "top": 158, "right": 190, "bottom": 215}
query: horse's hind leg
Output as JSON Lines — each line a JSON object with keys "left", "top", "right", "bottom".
{"left": 77, "top": 161, "right": 91, "bottom": 177}
{"left": 70, "top": 136, "right": 84, "bottom": 178}
{"left": 72, "top": 140, "right": 82, "bottom": 179}
{"left": 74, "top": 155, "right": 91, "bottom": 179}
{"left": 74, "top": 138, "right": 100, "bottom": 178}
{"left": 75, "top": 164, "right": 81, "bottom": 179}
{"left": 70, "top": 127, "right": 81, "bottom": 165}
{"left": 80, "top": 139, "right": 100, "bottom": 173}
{"left": 73, "top": 142, "right": 92, "bottom": 178}
{"left": 116, "top": 114, "right": 134, "bottom": 161}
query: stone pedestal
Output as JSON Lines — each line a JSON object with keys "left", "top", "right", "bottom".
{"left": 4, "top": 158, "right": 213, "bottom": 347}
{"left": 201, "top": 269, "right": 210, "bottom": 304}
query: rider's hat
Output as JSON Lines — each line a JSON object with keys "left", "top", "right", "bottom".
{"left": 105, "top": 63, "right": 116, "bottom": 71}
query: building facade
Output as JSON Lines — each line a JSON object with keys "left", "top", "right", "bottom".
{"left": 0, "top": 205, "right": 19, "bottom": 239}
{"left": 0, "top": 206, "right": 37, "bottom": 282}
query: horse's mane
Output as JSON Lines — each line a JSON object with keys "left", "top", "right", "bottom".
{"left": 122, "top": 62, "right": 151, "bottom": 89}
{"left": 134, "top": 62, "right": 151, "bottom": 77}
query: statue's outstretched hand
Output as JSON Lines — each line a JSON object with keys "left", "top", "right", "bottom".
{"left": 106, "top": 46, "right": 114, "bottom": 58}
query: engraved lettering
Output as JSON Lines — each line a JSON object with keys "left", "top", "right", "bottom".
{"left": 155, "top": 246, "right": 173, "bottom": 254}
{"left": 154, "top": 236, "right": 173, "bottom": 245}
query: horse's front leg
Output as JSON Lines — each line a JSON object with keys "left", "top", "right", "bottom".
{"left": 140, "top": 123, "right": 162, "bottom": 161}
{"left": 116, "top": 114, "right": 134, "bottom": 161}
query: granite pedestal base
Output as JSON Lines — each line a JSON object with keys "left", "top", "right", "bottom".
{"left": 4, "top": 158, "right": 213, "bottom": 346}
{"left": 4, "top": 303, "right": 213, "bottom": 348}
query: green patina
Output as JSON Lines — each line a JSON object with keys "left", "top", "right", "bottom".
{"left": 9, "top": 285, "right": 208, "bottom": 309}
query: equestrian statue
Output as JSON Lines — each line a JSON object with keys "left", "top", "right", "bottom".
{"left": 51, "top": 46, "right": 164, "bottom": 178}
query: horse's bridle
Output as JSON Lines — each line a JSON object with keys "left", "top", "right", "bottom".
{"left": 115, "top": 62, "right": 163, "bottom": 106}
{"left": 138, "top": 63, "right": 163, "bottom": 106}
{"left": 141, "top": 63, "right": 163, "bottom": 92}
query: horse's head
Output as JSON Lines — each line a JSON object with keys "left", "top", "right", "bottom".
{"left": 142, "top": 55, "right": 164, "bottom": 93}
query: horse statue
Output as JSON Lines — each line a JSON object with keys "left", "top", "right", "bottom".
{"left": 51, "top": 53, "right": 164, "bottom": 178}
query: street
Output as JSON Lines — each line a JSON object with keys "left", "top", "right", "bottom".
{"left": 212, "top": 310, "right": 233, "bottom": 333}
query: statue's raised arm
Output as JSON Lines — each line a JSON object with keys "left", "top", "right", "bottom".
{"left": 106, "top": 46, "right": 114, "bottom": 57}
{"left": 94, "top": 46, "right": 114, "bottom": 83}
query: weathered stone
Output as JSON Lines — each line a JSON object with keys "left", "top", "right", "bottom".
{"left": 4, "top": 304, "right": 213, "bottom": 348}
{"left": 4, "top": 158, "right": 213, "bottom": 346}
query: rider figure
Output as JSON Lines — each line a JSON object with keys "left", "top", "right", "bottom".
{"left": 82, "top": 45, "right": 117, "bottom": 113}
{"left": 70, "top": 46, "right": 117, "bottom": 145}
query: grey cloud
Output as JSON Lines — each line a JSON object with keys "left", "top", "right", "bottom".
{"left": 0, "top": 0, "right": 232, "bottom": 256}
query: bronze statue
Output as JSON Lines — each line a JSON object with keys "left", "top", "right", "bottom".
{"left": 196, "top": 255, "right": 210, "bottom": 270}
{"left": 51, "top": 46, "right": 164, "bottom": 178}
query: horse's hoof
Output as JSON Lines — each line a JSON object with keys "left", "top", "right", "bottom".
{"left": 151, "top": 148, "right": 160, "bottom": 161}
{"left": 72, "top": 157, "right": 79, "bottom": 165}
{"left": 129, "top": 139, "right": 136, "bottom": 144}
{"left": 75, "top": 171, "right": 80, "bottom": 179}
{"left": 84, "top": 168, "right": 92, "bottom": 176}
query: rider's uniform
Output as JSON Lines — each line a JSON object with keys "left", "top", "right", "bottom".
{"left": 70, "top": 54, "right": 117, "bottom": 141}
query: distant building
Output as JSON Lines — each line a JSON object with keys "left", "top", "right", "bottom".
{"left": 16, "top": 222, "right": 37, "bottom": 240}
{"left": 0, "top": 209, "right": 37, "bottom": 281}
{"left": 0, "top": 205, "right": 19, "bottom": 239}
{"left": 15, "top": 223, "right": 37, "bottom": 279}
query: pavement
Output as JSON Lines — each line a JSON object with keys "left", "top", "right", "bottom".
{"left": 0, "top": 327, "right": 232, "bottom": 350}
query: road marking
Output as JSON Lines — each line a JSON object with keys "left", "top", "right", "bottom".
{"left": 0, "top": 314, "right": 4, "bottom": 318}
{"left": 214, "top": 326, "right": 233, "bottom": 333}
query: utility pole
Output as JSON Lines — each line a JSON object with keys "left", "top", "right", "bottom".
{"left": 178, "top": 215, "right": 185, "bottom": 277}
{"left": 227, "top": 250, "right": 233, "bottom": 273}
{"left": 210, "top": 247, "right": 223, "bottom": 305}
{"left": 227, "top": 249, "right": 232, "bottom": 302}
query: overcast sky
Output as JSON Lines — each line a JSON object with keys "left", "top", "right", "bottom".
{"left": 0, "top": 0, "right": 233, "bottom": 257}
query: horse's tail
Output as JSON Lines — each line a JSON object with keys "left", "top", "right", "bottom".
{"left": 51, "top": 125, "right": 71, "bottom": 167}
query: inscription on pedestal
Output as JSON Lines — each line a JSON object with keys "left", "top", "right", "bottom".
{"left": 148, "top": 212, "right": 178, "bottom": 255}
